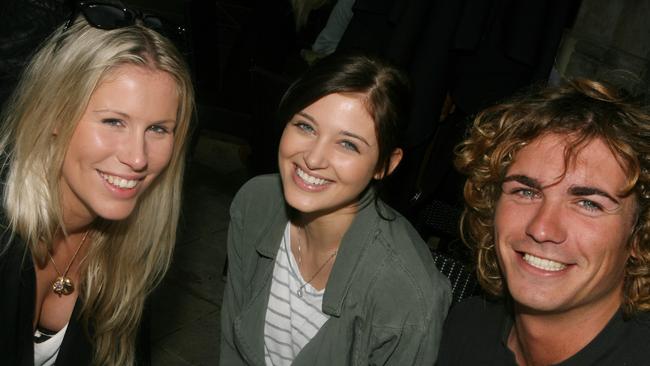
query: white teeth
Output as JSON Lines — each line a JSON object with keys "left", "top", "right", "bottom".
{"left": 523, "top": 253, "right": 567, "bottom": 272}
{"left": 296, "top": 167, "right": 328, "bottom": 186}
{"left": 100, "top": 172, "right": 138, "bottom": 189}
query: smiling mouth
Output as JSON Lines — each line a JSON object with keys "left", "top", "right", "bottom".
{"left": 296, "top": 167, "right": 331, "bottom": 186}
{"left": 99, "top": 171, "right": 140, "bottom": 189}
{"left": 522, "top": 253, "right": 567, "bottom": 272}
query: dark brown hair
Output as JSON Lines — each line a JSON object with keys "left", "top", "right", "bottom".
{"left": 277, "top": 52, "right": 409, "bottom": 180}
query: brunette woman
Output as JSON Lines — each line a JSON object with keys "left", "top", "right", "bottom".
{"left": 221, "top": 53, "right": 451, "bottom": 365}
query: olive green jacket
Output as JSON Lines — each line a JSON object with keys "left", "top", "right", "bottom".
{"left": 220, "top": 174, "right": 451, "bottom": 365}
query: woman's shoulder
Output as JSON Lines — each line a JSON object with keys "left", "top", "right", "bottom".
{"left": 232, "top": 174, "right": 283, "bottom": 207}
{"left": 361, "top": 205, "right": 452, "bottom": 318}
{"left": 230, "top": 174, "right": 286, "bottom": 221}
{"left": 372, "top": 205, "right": 444, "bottom": 282}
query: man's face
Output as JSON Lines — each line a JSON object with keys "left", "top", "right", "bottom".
{"left": 494, "top": 133, "right": 636, "bottom": 316}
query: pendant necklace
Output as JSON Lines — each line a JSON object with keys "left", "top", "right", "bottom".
{"left": 48, "top": 230, "right": 89, "bottom": 297}
{"left": 295, "top": 226, "right": 337, "bottom": 297}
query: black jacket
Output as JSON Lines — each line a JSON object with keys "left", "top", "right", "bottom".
{"left": 0, "top": 223, "right": 151, "bottom": 365}
{"left": 0, "top": 231, "right": 93, "bottom": 365}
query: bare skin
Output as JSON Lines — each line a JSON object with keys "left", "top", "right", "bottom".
{"left": 496, "top": 134, "right": 635, "bottom": 365}
{"left": 290, "top": 210, "right": 356, "bottom": 290}
{"left": 278, "top": 93, "right": 402, "bottom": 292}
{"left": 33, "top": 228, "right": 91, "bottom": 332}
{"left": 31, "top": 64, "right": 178, "bottom": 333}
{"left": 507, "top": 292, "right": 622, "bottom": 365}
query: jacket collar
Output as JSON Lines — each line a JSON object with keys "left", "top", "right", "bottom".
{"left": 252, "top": 181, "right": 382, "bottom": 318}
{"left": 250, "top": 175, "right": 288, "bottom": 259}
{"left": 254, "top": 195, "right": 291, "bottom": 260}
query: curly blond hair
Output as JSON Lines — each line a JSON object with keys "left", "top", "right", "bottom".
{"left": 455, "top": 79, "right": 650, "bottom": 315}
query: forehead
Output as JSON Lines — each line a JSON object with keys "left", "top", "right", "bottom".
{"left": 507, "top": 134, "right": 630, "bottom": 192}
{"left": 302, "top": 93, "right": 376, "bottom": 137}
{"left": 90, "top": 64, "right": 178, "bottom": 110}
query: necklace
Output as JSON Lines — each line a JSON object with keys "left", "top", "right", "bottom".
{"left": 48, "top": 231, "right": 89, "bottom": 297}
{"left": 295, "top": 226, "right": 337, "bottom": 297}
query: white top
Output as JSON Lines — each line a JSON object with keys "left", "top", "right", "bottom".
{"left": 264, "top": 223, "right": 330, "bottom": 366}
{"left": 34, "top": 323, "right": 68, "bottom": 366}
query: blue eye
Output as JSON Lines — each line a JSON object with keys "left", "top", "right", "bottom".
{"left": 293, "top": 121, "right": 315, "bottom": 134}
{"left": 513, "top": 188, "right": 538, "bottom": 199}
{"left": 148, "top": 124, "right": 171, "bottom": 134}
{"left": 340, "top": 140, "right": 359, "bottom": 152}
{"left": 102, "top": 118, "right": 123, "bottom": 127}
{"left": 577, "top": 199, "right": 602, "bottom": 212}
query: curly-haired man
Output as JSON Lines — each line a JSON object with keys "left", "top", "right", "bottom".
{"left": 437, "top": 79, "right": 650, "bottom": 365}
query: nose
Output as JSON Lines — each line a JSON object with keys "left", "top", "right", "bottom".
{"left": 117, "top": 130, "right": 148, "bottom": 172}
{"left": 303, "top": 138, "right": 329, "bottom": 170}
{"left": 525, "top": 199, "right": 567, "bottom": 244}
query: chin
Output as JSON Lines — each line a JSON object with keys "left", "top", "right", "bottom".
{"left": 94, "top": 203, "right": 138, "bottom": 221}
{"left": 283, "top": 193, "right": 318, "bottom": 214}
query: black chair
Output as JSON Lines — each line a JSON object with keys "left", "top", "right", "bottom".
{"left": 415, "top": 197, "right": 481, "bottom": 304}
{"left": 430, "top": 249, "right": 480, "bottom": 304}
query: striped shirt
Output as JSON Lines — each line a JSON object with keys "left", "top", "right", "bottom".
{"left": 264, "top": 223, "right": 330, "bottom": 366}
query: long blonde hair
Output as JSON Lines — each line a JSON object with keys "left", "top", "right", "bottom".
{"left": 0, "top": 17, "right": 194, "bottom": 365}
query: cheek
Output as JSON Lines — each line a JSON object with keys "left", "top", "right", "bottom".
{"left": 493, "top": 199, "right": 517, "bottom": 260}
{"left": 581, "top": 220, "right": 632, "bottom": 262}
{"left": 493, "top": 198, "right": 510, "bottom": 236}
{"left": 65, "top": 125, "right": 104, "bottom": 163}
{"left": 278, "top": 127, "right": 302, "bottom": 158}
{"left": 148, "top": 138, "right": 175, "bottom": 172}
{"left": 278, "top": 132, "right": 291, "bottom": 158}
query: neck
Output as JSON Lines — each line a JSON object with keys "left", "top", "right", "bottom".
{"left": 52, "top": 227, "right": 90, "bottom": 253}
{"left": 508, "top": 296, "right": 622, "bottom": 366}
{"left": 62, "top": 214, "right": 95, "bottom": 235}
{"left": 295, "top": 208, "right": 357, "bottom": 253}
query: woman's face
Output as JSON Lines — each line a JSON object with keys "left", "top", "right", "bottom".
{"left": 60, "top": 64, "right": 179, "bottom": 225}
{"left": 278, "top": 93, "right": 387, "bottom": 216}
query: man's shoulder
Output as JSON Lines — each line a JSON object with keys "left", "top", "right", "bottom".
{"left": 564, "top": 310, "right": 650, "bottom": 365}
{"left": 446, "top": 296, "right": 506, "bottom": 330}
{"left": 436, "top": 296, "right": 511, "bottom": 365}
{"left": 620, "top": 310, "right": 650, "bottom": 344}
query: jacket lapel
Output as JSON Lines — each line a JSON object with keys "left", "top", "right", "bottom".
{"left": 234, "top": 200, "right": 288, "bottom": 365}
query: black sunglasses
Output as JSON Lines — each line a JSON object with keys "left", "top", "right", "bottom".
{"left": 64, "top": 1, "right": 187, "bottom": 43}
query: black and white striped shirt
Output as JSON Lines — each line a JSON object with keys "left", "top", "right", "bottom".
{"left": 263, "top": 223, "right": 330, "bottom": 366}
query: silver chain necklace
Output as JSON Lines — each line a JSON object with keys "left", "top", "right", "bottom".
{"left": 295, "top": 226, "right": 337, "bottom": 297}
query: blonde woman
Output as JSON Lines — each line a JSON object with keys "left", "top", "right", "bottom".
{"left": 0, "top": 3, "right": 193, "bottom": 365}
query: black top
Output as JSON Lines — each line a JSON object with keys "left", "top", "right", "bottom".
{"left": 0, "top": 231, "right": 94, "bottom": 366}
{"left": 0, "top": 225, "right": 150, "bottom": 365}
{"left": 436, "top": 296, "right": 650, "bottom": 366}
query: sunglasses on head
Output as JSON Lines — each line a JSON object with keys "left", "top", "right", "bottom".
{"left": 64, "top": 1, "right": 186, "bottom": 42}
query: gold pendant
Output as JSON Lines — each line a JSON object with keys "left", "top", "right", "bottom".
{"left": 52, "top": 276, "right": 74, "bottom": 296}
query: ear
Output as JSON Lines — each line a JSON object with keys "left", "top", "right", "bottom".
{"left": 374, "top": 148, "right": 403, "bottom": 180}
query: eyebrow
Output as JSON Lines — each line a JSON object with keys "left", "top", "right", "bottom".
{"left": 569, "top": 186, "right": 620, "bottom": 205}
{"left": 340, "top": 131, "right": 371, "bottom": 146}
{"left": 503, "top": 175, "right": 542, "bottom": 190}
{"left": 503, "top": 174, "right": 620, "bottom": 204}
{"left": 94, "top": 109, "right": 176, "bottom": 124}
{"left": 297, "top": 111, "right": 315, "bottom": 123}
{"left": 94, "top": 108, "right": 130, "bottom": 118}
{"left": 295, "top": 111, "right": 371, "bottom": 146}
